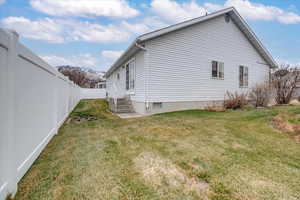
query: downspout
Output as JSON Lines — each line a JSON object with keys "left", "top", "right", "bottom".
{"left": 135, "top": 41, "right": 150, "bottom": 111}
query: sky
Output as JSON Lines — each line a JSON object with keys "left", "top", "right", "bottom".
{"left": 0, "top": 0, "right": 299, "bottom": 71}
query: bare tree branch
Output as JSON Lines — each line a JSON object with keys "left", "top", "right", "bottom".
{"left": 272, "top": 65, "right": 300, "bottom": 104}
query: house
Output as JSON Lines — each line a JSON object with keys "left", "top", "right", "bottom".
{"left": 105, "top": 7, "right": 277, "bottom": 115}
{"left": 96, "top": 80, "right": 106, "bottom": 89}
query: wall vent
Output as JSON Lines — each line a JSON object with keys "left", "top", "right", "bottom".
{"left": 225, "top": 14, "right": 231, "bottom": 23}
{"left": 153, "top": 102, "right": 162, "bottom": 109}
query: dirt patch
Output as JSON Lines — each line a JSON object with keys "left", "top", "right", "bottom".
{"left": 133, "top": 152, "right": 210, "bottom": 199}
{"left": 205, "top": 106, "right": 226, "bottom": 112}
{"left": 272, "top": 112, "right": 300, "bottom": 143}
{"left": 66, "top": 114, "right": 98, "bottom": 124}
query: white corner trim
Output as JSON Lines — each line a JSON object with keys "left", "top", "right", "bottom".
{"left": 0, "top": 183, "right": 8, "bottom": 200}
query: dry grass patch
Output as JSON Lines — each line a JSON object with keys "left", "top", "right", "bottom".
{"left": 236, "top": 172, "right": 299, "bottom": 200}
{"left": 273, "top": 112, "right": 300, "bottom": 143}
{"left": 134, "top": 152, "right": 210, "bottom": 199}
{"left": 144, "top": 125, "right": 193, "bottom": 139}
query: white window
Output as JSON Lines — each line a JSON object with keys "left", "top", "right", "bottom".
{"left": 239, "top": 66, "right": 248, "bottom": 87}
{"left": 126, "top": 59, "right": 135, "bottom": 90}
{"left": 212, "top": 61, "right": 224, "bottom": 79}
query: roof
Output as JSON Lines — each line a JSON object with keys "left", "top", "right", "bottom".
{"left": 105, "top": 7, "right": 277, "bottom": 77}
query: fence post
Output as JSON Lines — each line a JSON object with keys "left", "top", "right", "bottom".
{"left": 5, "top": 29, "right": 18, "bottom": 197}
{"left": 53, "top": 76, "right": 59, "bottom": 134}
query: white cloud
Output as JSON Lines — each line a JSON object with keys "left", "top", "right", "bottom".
{"left": 41, "top": 51, "right": 127, "bottom": 70}
{"left": 206, "top": 0, "right": 300, "bottom": 24}
{"left": 1, "top": 17, "right": 130, "bottom": 43}
{"left": 121, "top": 16, "right": 170, "bottom": 35}
{"left": 224, "top": 0, "right": 300, "bottom": 24}
{"left": 203, "top": 2, "right": 223, "bottom": 12}
{"left": 0, "top": 0, "right": 5, "bottom": 5}
{"left": 151, "top": 0, "right": 207, "bottom": 23}
{"left": 277, "top": 12, "right": 300, "bottom": 24}
{"left": 30, "top": 0, "right": 139, "bottom": 18}
{"left": 1, "top": 17, "right": 64, "bottom": 43}
{"left": 150, "top": 0, "right": 300, "bottom": 24}
{"left": 121, "top": 21, "right": 150, "bottom": 35}
{"left": 101, "top": 50, "right": 124, "bottom": 68}
{"left": 66, "top": 20, "right": 130, "bottom": 43}
{"left": 102, "top": 50, "right": 124, "bottom": 61}
{"left": 41, "top": 54, "right": 99, "bottom": 68}
{"left": 1, "top": 14, "right": 172, "bottom": 43}
{"left": 142, "top": 16, "right": 170, "bottom": 30}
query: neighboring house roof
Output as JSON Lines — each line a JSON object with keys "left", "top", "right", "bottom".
{"left": 105, "top": 7, "right": 277, "bottom": 77}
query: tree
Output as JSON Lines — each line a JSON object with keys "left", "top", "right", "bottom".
{"left": 272, "top": 65, "right": 300, "bottom": 104}
{"left": 57, "top": 66, "right": 104, "bottom": 88}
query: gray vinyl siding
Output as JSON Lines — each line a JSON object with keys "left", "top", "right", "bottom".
{"left": 145, "top": 15, "right": 270, "bottom": 102}
{"left": 106, "top": 50, "right": 145, "bottom": 101}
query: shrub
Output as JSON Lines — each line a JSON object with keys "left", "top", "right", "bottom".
{"left": 224, "top": 91, "right": 248, "bottom": 109}
{"left": 249, "top": 82, "right": 271, "bottom": 107}
{"left": 272, "top": 66, "right": 300, "bottom": 104}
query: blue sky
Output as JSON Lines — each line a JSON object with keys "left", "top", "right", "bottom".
{"left": 0, "top": 0, "right": 299, "bottom": 71}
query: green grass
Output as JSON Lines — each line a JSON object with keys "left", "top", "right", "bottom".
{"left": 15, "top": 99, "right": 300, "bottom": 200}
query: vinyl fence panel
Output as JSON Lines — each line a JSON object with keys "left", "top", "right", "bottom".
{"left": 0, "top": 29, "right": 82, "bottom": 200}
{"left": 81, "top": 88, "right": 106, "bottom": 99}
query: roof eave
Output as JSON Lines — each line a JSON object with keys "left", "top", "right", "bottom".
{"left": 105, "top": 39, "right": 139, "bottom": 77}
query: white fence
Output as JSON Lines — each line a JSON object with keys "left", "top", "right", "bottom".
{"left": 81, "top": 88, "right": 106, "bottom": 99}
{"left": 0, "top": 29, "right": 106, "bottom": 200}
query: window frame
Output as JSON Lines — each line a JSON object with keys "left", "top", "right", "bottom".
{"left": 125, "top": 58, "right": 136, "bottom": 92}
{"left": 125, "top": 64, "right": 129, "bottom": 90}
{"left": 239, "top": 65, "right": 249, "bottom": 88}
{"left": 211, "top": 60, "right": 224, "bottom": 80}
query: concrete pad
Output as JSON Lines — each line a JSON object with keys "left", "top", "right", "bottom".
{"left": 117, "top": 113, "right": 145, "bottom": 118}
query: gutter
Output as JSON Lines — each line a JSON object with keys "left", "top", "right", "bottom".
{"left": 105, "top": 40, "right": 138, "bottom": 78}
{"left": 135, "top": 41, "right": 146, "bottom": 51}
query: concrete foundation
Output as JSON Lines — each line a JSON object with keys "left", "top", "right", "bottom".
{"left": 131, "top": 100, "right": 224, "bottom": 115}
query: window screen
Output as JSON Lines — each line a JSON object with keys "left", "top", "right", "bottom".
{"left": 125, "top": 60, "right": 135, "bottom": 91}
{"left": 212, "top": 61, "right": 224, "bottom": 79}
{"left": 126, "top": 64, "right": 129, "bottom": 90}
{"left": 239, "top": 66, "right": 248, "bottom": 87}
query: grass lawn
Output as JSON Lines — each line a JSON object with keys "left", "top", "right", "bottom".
{"left": 15, "top": 100, "right": 300, "bottom": 200}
